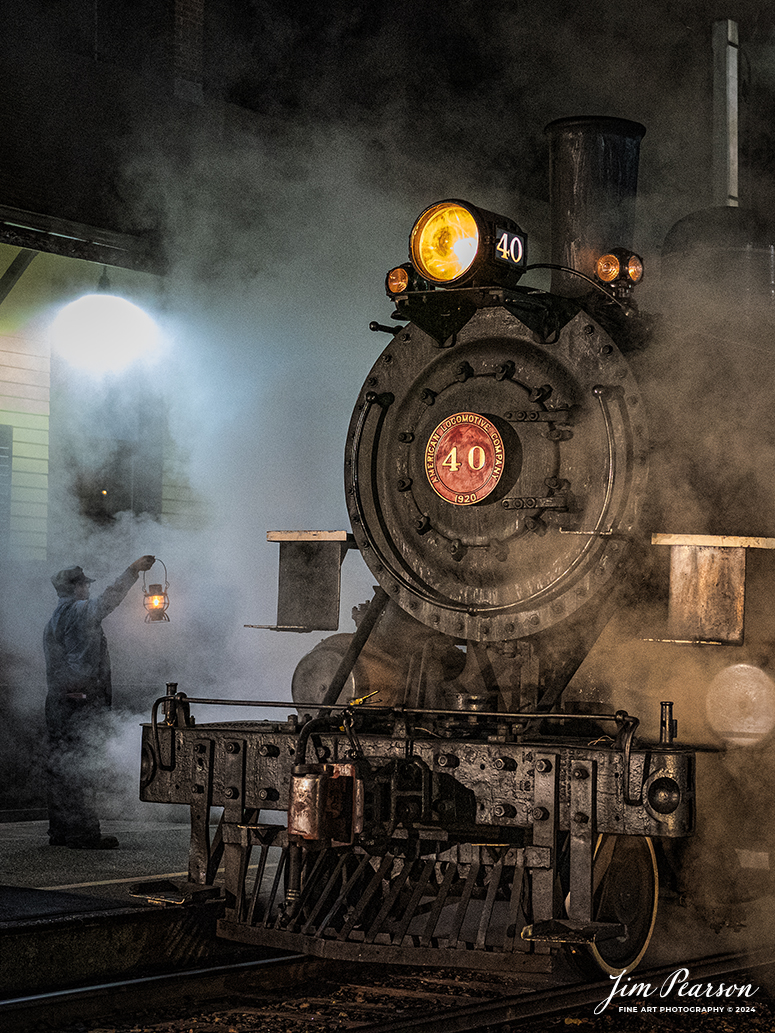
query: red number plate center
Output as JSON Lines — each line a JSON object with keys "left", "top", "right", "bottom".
{"left": 425, "top": 413, "right": 504, "bottom": 505}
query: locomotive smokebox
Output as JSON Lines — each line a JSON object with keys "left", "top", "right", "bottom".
{"left": 545, "top": 116, "right": 645, "bottom": 297}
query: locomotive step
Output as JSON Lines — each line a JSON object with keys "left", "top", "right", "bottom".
{"left": 522, "top": 919, "right": 626, "bottom": 945}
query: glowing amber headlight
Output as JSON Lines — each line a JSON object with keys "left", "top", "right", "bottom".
{"left": 411, "top": 202, "right": 479, "bottom": 283}
{"left": 407, "top": 200, "right": 526, "bottom": 290}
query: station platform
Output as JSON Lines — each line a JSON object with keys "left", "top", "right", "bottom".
{"left": 0, "top": 815, "right": 192, "bottom": 900}
{"left": 0, "top": 816, "right": 270, "bottom": 999}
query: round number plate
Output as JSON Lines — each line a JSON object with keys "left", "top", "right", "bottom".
{"left": 425, "top": 412, "right": 505, "bottom": 505}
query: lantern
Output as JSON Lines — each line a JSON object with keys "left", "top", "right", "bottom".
{"left": 142, "top": 560, "right": 170, "bottom": 622}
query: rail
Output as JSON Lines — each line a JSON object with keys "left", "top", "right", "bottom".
{"left": 2, "top": 948, "right": 773, "bottom": 1033}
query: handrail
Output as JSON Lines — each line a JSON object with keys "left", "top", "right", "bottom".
{"left": 150, "top": 692, "right": 639, "bottom": 724}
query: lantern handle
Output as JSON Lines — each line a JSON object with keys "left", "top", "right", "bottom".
{"left": 142, "top": 558, "right": 169, "bottom": 592}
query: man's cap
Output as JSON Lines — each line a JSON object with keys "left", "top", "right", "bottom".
{"left": 51, "top": 566, "right": 95, "bottom": 595}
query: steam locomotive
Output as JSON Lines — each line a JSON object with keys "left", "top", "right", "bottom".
{"left": 139, "top": 116, "right": 775, "bottom": 977}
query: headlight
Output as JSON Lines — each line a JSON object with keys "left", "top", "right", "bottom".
{"left": 411, "top": 202, "right": 479, "bottom": 283}
{"left": 408, "top": 200, "right": 527, "bottom": 289}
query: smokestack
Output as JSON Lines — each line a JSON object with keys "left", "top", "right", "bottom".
{"left": 544, "top": 116, "right": 646, "bottom": 296}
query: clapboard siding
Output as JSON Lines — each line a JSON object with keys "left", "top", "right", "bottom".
{"left": 0, "top": 330, "right": 50, "bottom": 561}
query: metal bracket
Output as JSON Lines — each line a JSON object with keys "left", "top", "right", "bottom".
{"left": 530, "top": 753, "right": 558, "bottom": 922}
{"left": 247, "top": 531, "right": 356, "bottom": 632}
{"left": 567, "top": 759, "right": 595, "bottom": 923}
{"left": 188, "top": 738, "right": 214, "bottom": 884}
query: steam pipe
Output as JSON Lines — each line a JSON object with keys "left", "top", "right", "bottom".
{"left": 545, "top": 116, "right": 645, "bottom": 297}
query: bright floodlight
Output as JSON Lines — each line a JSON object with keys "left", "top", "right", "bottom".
{"left": 50, "top": 294, "right": 161, "bottom": 374}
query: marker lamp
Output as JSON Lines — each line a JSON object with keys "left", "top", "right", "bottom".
{"left": 385, "top": 262, "right": 434, "bottom": 298}
{"left": 594, "top": 249, "right": 644, "bottom": 289}
{"left": 409, "top": 200, "right": 527, "bottom": 289}
{"left": 627, "top": 254, "right": 644, "bottom": 282}
{"left": 596, "top": 254, "right": 621, "bottom": 283}
{"left": 387, "top": 266, "right": 410, "bottom": 294}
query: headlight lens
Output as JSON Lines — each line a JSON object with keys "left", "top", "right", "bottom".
{"left": 595, "top": 253, "right": 621, "bottom": 282}
{"left": 386, "top": 266, "right": 410, "bottom": 294}
{"left": 410, "top": 202, "right": 480, "bottom": 284}
{"left": 627, "top": 254, "right": 644, "bottom": 282}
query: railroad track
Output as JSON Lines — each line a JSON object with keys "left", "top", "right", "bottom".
{"left": 2, "top": 948, "right": 774, "bottom": 1032}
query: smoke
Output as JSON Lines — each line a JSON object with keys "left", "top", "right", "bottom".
{"left": 565, "top": 262, "right": 775, "bottom": 968}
